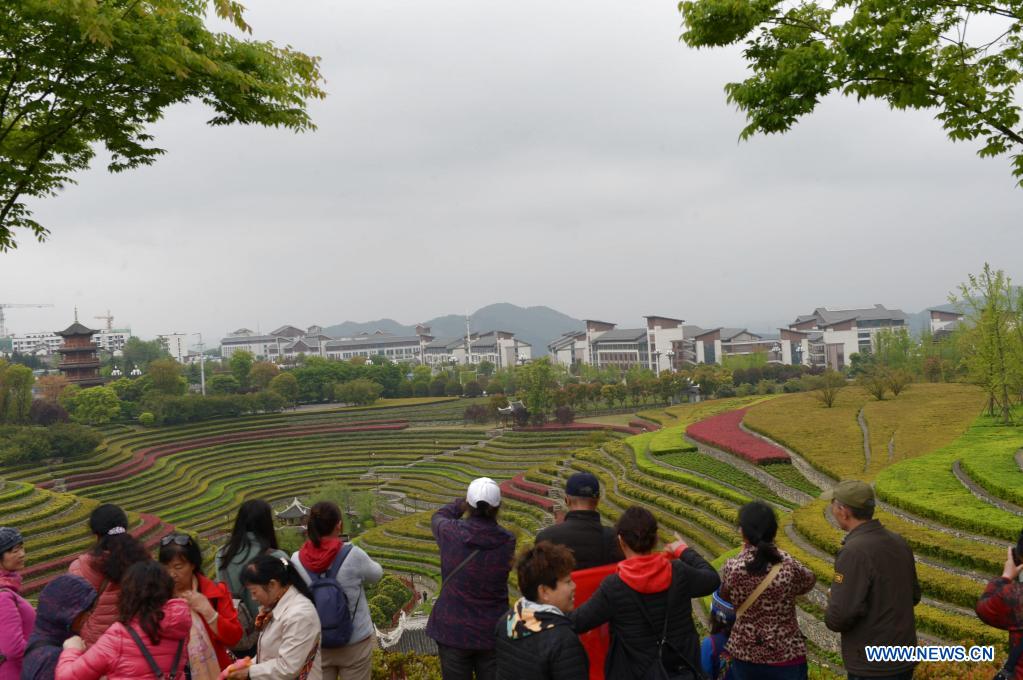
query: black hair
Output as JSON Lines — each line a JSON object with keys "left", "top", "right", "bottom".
{"left": 240, "top": 554, "right": 313, "bottom": 601}
{"left": 470, "top": 501, "right": 500, "bottom": 520}
{"left": 307, "top": 501, "right": 341, "bottom": 548}
{"left": 157, "top": 534, "right": 204, "bottom": 575}
{"left": 119, "top": 561, "right": 174, "bottom": 645}
{"left": 615, "top": 506, "right": 658, "bottom": 554}
{"left": 87, "top": 504, "right": 150, "bottom": 583}
{"left": 220, "top": 499, "right": 280, "bottom": 567}
{"left": 516, "top": 541, "right": 575, "bottom": 602}
{"left": 739, "top": 501, "right": 783, "bottom": 576}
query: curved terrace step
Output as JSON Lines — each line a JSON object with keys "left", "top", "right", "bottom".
{"left": 42, "top": 421, "right": 411, "bottom": 491}
{"left": 952, "top": 460, "right": 1023, "bottom": 516}
{"left": 737, "top": 422, "right": 830, "bottom": 491}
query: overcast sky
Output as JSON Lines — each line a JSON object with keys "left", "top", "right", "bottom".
{"left": 2, "top": 0, "right": 1021, "bottom": 344}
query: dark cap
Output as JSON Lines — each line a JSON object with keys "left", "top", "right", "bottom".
{"left": 566, "top": 472, "right": 600, "bottom": 498}
{"left": 821, "top": 480, "right": 875, "bottom": 511}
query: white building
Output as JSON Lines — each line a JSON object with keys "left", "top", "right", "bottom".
{"left": 324, "top": 331, "right": 428, "bottom": 362}
{"left": 220, "top": 325, "right": 329, "bottom": 361}
{"left": 548, "top": 316, "right": 691, "bottom": 372}
{"left": 928, "top": 305, "right": 963, "bottom": 338}
{"left": 690, "top": 328, "right": 781, "bottom": 365}
{"left": 158, "top": 334, "right": 189, "bottom": 363}
{"left": 780, "top": 305, "right": 908, "bottom": 370}
{"left": 12, "top": 329, "right": 130, "bottom": 356}
{"left": 424, "top": 331, "right": 532, "bottom": 368}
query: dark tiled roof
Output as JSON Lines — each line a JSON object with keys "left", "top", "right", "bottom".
{"left": 326, "top": 336, "right": 422, "bottom": 350}
{"left": 56, "top": 322, "right": 97, "bottom": 337}
{"left": 221, "top": 335, "right": 278, "bottom": 345}
{"left": 592, "top": 328, "right": 647, "bottom": 343}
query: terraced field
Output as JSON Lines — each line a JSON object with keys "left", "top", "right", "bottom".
{"left": 0, "top": 384, "right": 1015, "bottom": 677}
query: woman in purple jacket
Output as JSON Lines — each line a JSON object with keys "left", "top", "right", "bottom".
{"left": 0, "top": 527, "right": 36, "bottom": 680}
{"left": 426, "top": 478, "right": 516, "bottom": 680}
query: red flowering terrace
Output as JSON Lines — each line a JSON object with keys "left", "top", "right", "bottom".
{"left": 686, "top": 408, "right": 789, "bottom": 465}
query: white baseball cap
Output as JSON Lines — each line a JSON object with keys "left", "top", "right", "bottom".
{"left": 466, "top": 477, "right": 501, "bottom": 508}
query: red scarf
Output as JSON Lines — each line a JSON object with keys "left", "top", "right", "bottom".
{"left": 298, "top": 537, "right": 343, "bottom": 573}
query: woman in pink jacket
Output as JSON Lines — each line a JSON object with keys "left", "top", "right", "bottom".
{"left": 68, "top": 504, "right": 151, "bottom": 647}
{"left": 0, "top": 527, "right": 36, "bottom": 680}
{"left": 56, "top": 561, "right": 191, "bottom": 680}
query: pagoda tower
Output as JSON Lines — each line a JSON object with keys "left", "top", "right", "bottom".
{"left": 56, "top": 312, "right": 104, "bottom": 387}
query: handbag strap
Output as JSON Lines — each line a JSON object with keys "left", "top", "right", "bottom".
{"left": 439, "top": 549, "right": 480, "bottom": 595}
{"left": 627, "top": 576, "right": 707, "bottom": 680}
{"left": 735, "top": 562, "right": 782, "bottom": 620}
{"left": 125, "top": 625, "right": 184, "bottom": 680}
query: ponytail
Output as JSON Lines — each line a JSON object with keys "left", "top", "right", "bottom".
{"left": 738, "top": 501, "right": 782, "bottom": 575}
{"left": 88, "top": 504, "right": 149, "bottom": 583}
{"left": 306, "top": 501, "right": 342, "bottom": 548}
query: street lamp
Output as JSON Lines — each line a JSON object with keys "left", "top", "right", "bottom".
{"left": 192, "top": 333, "right": 206, "bottom": 396}
{"left": 111, "top": 366, "right": 122, "bottom": 378}
{"left": 130, "top": 365, "right": 141, "bottom": 377}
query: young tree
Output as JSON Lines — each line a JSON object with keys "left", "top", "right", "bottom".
{"left": 680, "top": 0, "right": 1023, "bottom": 185}
{"left": 229, "top": 350, "right": 254, "bottom": 391}
{"left": 146, "top": 358, "right": 187, "bottom": 396}
{"left": 249, "top": 361, "right": 280, "bottom": 390}
{"left": 69, "top": 386, "right": 121, "bottom": 425}
{"left": 887, "top": 368, "right": 914, "bottom": 397}
{"left": 121, "top": 338, "right": 169, "bottom": 371}
{"left": 0, "top": 0, "right": 326, "bottom": 250}
{"left": 808, "top": 370, "right": 846, "bottom": 408}
{"left": 35, "top": 374, "right": 69, "bottom": 400}
{"left": 519, "top": 358, "right": 558, "bottom": 423}
{"left": 857, "top": 368, "right": 889, "bottom": 401}
{"left": 268, "top": 372, "right": 299, "bottom": 407}
{"left": 953, "top": 264, "right": 1023, "bottom": 423}
{"left": 334, "top": 378, "right": 383, "bottom": 406}
{"left": 3, "top": 363, "right": 34, "bottom": 423}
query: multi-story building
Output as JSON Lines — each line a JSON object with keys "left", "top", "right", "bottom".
{"left": 220, "top": 325, "right": 329, "bottom": 360}
{"left": 12, "top": 329, "right": 130, "bottom": 356}
{"left": 928, "top": 305, "right": 963, "bottom": 338}
{"left": 691, "top": 328, "right": 781, "bottom": 364}
{"left": 158, "top": 333, "right": 189, "bottom": 363}
{"left": 780, "top": 304, "right": 908, "bottom": 370}
{"left": 549, "top": 317, "right": 691, "bottom": 372}
{"left": 424, "top": 331, "right": 532, "bottom": 368}
{"left": 325, "top": 331, "right": 429, "bottom": 363}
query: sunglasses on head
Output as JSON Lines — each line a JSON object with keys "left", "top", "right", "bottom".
{"left": 159, "top": 534, "right": 193, "bottom": 547}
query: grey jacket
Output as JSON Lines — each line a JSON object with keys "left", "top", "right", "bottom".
{"left": 291, "top": 545, "right": 383, "bottom": 644}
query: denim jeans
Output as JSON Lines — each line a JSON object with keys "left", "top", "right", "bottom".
{"left": 437, "top": 643, "right": 497, "bottom": 680}
{"left": 730, "top": 659, "right": 809, "bottom": 680}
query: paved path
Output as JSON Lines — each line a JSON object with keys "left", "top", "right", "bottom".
{"left": 952, "top": 461, "right": 1023, "bottom": 516}
{"left": 857, "top": 408, "right": 871, "bottom": 473}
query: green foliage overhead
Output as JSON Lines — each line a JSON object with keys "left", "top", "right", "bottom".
{"left": 680, "top": 0, "right": 1023, "bottom": 183}
{"left": 0, "top": 0, "right": 326, "bottom": 250}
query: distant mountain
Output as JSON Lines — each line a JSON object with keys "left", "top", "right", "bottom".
{"left": 323, "top": 303, "right": 584, "bottom": 356}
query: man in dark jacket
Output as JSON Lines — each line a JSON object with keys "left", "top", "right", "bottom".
{"left": 496, "top": 542, "right": 588, "bottom": 680}
{"left": 536, "top": 472, "right": 624, "bottom": 570}
{"left": 427, "top": 477, "right": 517, "bottom": 680}
{"left": 571, "top": 506, "right": 720, "bottom": 680}
{"left": 823, "top": 480, "right": 920, "bottom": 680}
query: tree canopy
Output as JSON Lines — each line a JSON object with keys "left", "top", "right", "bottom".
{"left": 680, "top": 0, "right": 1023, "bottom": 183}
{"left": 0, "top": 0, "right": 325, "bottom": 250}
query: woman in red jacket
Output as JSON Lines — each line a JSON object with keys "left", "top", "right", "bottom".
{"left": 55, "top": 561, "right": 191, "bottom": 680}
{"left": 68, "top": 504, "right": 151, "bottom": 647}
{"left": 159, "top": 533, "right": 243, "bottom": 676}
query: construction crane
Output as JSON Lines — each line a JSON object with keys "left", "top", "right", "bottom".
{"left": 0, "top": 303, "right": 54, "bottom": 337}
{"left": 95, "top": 310, "right": 114, "bottom": 332}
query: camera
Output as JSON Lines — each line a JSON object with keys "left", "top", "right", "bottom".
{"left": 1012, "top": 528, "right": 1023, "bottom": 566}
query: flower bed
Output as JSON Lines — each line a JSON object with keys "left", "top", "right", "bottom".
{"left": 510, "top": 474, "right": 550, "bottom": 497}
{"left": 686, "top": 409, "right": 790, "bottom": 465}
{"left": 498, "top": 480, "right": 555, "bottom": 511}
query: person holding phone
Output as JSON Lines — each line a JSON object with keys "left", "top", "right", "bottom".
{"left": 976, "top": 530, "right": 1023, "bottom": 679}
{"left": 0, "top": 527, "right": 35, "bottom": 680}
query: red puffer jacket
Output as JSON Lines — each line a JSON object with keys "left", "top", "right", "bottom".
{"left": 55, "top": 599, "right": 191, "bottom": 680}
{"left": 67, "top": 553, "right": 120, "bottom": 647}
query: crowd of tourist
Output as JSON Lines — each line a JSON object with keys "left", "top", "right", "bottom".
{"left": 1, "top": 472, "right": 1022, "bottom": 680}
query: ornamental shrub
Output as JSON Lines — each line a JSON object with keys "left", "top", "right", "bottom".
{"left": 138, "top": 412, "right": 155, "bottom": 427}
{"left": 29, "top": 399, "right": 68, "bottom": 426}
{"left": 554, "top": 406, "right": 575, "bottom": 425}
{"left": 47, "top": 423, "right": 102, "bottom": 458}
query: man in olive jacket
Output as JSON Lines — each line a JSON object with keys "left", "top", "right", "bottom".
{"left": 823, "top": 480, "right": 920, "bottom": 680}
